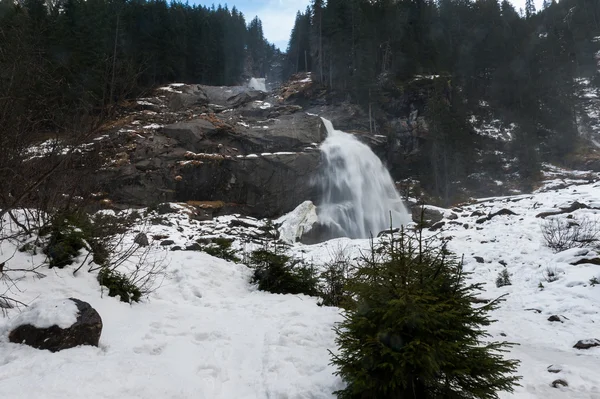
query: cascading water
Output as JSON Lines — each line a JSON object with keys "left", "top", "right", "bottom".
{"left": 317, "top": 118, "right": 411, "bottom": 238}
{"left": 248, "top": 78, "right": 267, "bottom": 92}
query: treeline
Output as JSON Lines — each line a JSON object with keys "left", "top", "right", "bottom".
{"left": 0, "top": 0, "right": 278, "bottom": 129}
{"left": 287, "top": 0, "right": 600, "bottom": 198}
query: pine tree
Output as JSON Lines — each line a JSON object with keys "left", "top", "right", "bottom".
{"left": 331, "top": 229, "right": 520, "bottom": 399}
{"left": 525, "top": 0, "right": 536, "bottom": 18}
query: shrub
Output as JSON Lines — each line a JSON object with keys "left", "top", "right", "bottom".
{"left": 98, "top": 267, "right": 142, "bottom": 303}
{"left": 41, "top": 215, "right": 87, "bottom": 268}
{"left": 590, "top": 277, "right": 599, "bottom": 286}
{"left": 541, "top": 217, "right": 600, "bottom": 253}
{"left": 320, "top": 244, "right": 352, "bottom": 307}
{"left": 201, "top": 237, "right": 240, "bottom": 262}
{"left": 496, "top": 268, "right": 512, "bottom": 288}
{"left": 247, "top": 249, "right": 319, "bottom": 296}
{"left": 544, "top": 267, "right": 559, "bottom": 283}
{"left": 331, "top": 229, "right": 520, "bottom": 399}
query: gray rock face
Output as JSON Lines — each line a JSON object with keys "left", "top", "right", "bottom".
{"left": 9, "top": 298, "right": 102, "bottom": 352}
{"left": 95, "top": 84, "right": 326, "bottom": 218}
{"left": 411, "top": 205, "right": 444, "bottom": 227}
{"left": 166, "top": 85, "right": 209, "bottom": 111}
{"left": 177, "top": 152, "right": 321, "bottom": 218}
{"left": 161, "top": 119, "right": 218, "bottom": 152}
{"left": 198, "top": 85, "right": 266, "bottom": 107}
{"left": 161, "top": 112, "right": 325, "bottom": 154}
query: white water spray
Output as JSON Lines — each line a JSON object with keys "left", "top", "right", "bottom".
{"left": 317, "top": 118, "right": 411, "bottom": 238}
{"left": 248, "top": 78, "right": 267, "bottom": 92}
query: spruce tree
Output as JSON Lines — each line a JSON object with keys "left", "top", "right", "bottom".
{"left": 330, "top": 229, "right": 520, "bottom": 399}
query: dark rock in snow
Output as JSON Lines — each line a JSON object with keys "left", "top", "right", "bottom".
{"left": 570, "top": 257, "right": 600, "bottom": 266}
{"left": 134, "top": 232, "right": 149, "bottom": 247}
{"left": 156, "top": 203, "right": 177, "bottom": 215}
{"left": 476, "top": 208, "right": 518, "bottom": 224}
{"left": 548, "top": 315, "right": 565, "bottom": 323}
{"left": 8, "top": 298, "right": 102, "bottom": 352}
{"left": 378, "top": 228, "right": 400, "bottom": 237}
{"left": 547, "top": 365, "right": 562, "bottom": 373}
{"left": 536, "top": 201, "right": 592, "bottom": 218}
{"left": 573, "top": 339, "right": 600, "bottom": 350}
{"left": 429, "top": 221, "right": 445, "bottom": 231}
{"left": 551, "top": 379, "right": 568, "bottom": 388}
{"left": 473, "top": 256, "right": 485, "bottom": 263}
{"left": 185, "top": 243, "right": 202, "bottom": 251}
{"left": 411, "top": 206, "right": 444, "bottom": 227}
{"left": 160, "top": 240, "right": 175, "bottom": 246}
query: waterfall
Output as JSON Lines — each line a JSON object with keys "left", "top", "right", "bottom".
{"left": 248, "top": 78, "right": 266, "bottom": 92}
{"left": 317, "top": 118, "right": 410, "bottom": 238}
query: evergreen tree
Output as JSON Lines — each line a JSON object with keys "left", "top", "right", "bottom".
{"left": 331, "top": 229, "right": 521, "bottom": 399}
{"left": 525, "top": 0, "right": 536, "bottom": 18}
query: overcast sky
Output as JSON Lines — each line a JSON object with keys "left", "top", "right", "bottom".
{"left": 194, "top": 0, "right": 546, "bottom": 51}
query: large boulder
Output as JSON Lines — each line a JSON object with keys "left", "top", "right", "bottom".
{"left": 161, "top": 119, "right": 219, "bottom": 153}
{"left": 234, "top": 113, "right": 327, "bottom": 153}
{"left": 176, "top": 151, "right": 321, "bottom": 218}
{"left": 411, "top": 205, "right": 445, "bottom": 227}
{"left": 164, "top": 84, "right": 209, "bottom": 112}
{"left": 198, "top": 85, "right": 266, "bottom": 107}
{"left": 8, "top": 298, "right": 103, "bottom": 352}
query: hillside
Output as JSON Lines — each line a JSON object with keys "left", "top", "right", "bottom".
{"left": 1, "top": 163, "right": 599, "bottom": 398}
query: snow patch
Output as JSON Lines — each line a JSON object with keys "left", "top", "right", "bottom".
{"left": 6, "top": 298, "right": 79, "bottom": 331}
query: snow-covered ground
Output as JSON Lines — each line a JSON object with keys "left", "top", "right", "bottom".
{"left": 1, "top": 167, "right": 600, "bottom": 398}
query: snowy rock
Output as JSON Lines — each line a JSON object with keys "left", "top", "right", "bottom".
{"left": 277, "top": 201, "right": 319, "bottom": 244}
{"left": 573, "top": 339, "right": 600, "bottom": 350}
{"left": 475, "top": 208, "right": 518, "bottom": 224}
{"left": 551, "top": 379, "right": 568, "bottom": 388}
{"left": 8, "top": 298, "right": 102, "bottom": 352}
{"left": 547, "top": 365, "right": 563, "bottom": 373}
{"left": 411, "top": 205, "right": 444, "bottom": 227}
{"left": 134, "top": 232, "right": 149, "bottom": 247}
